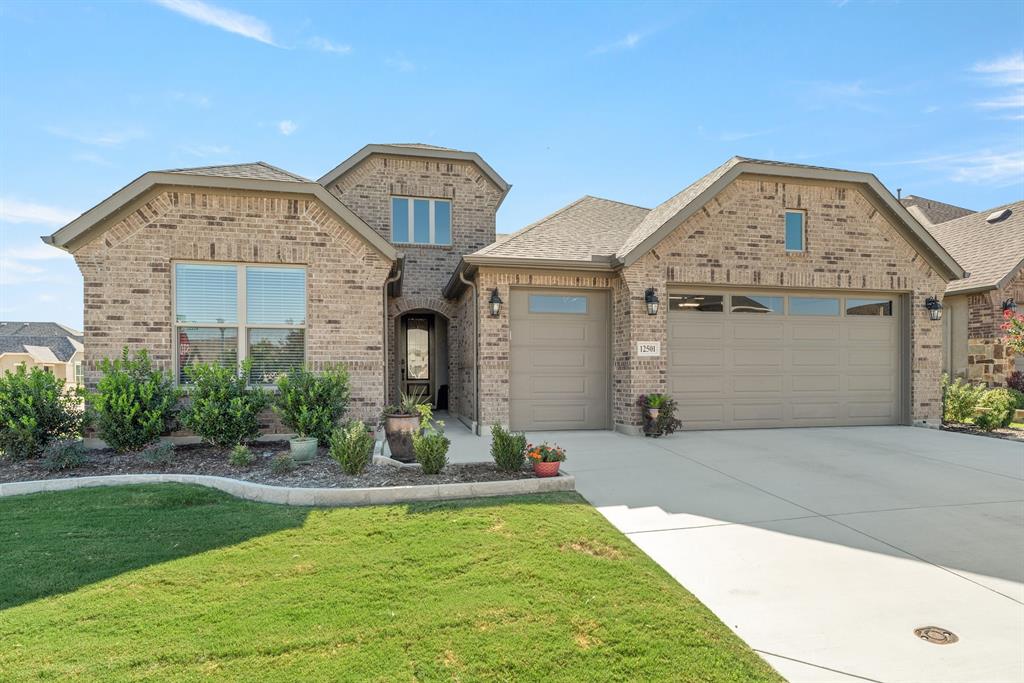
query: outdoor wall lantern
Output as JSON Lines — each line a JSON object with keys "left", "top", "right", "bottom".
{"left": 488, "top": 288, "right": 503, "bottom": 317}
{"left": 924, "top": 296, "right": 943, "bottom": 321}
{"left": 645, "top": 288, "right": 660, "bottom": 316}
{"left": 1002, "top": 298, "right": 1017, "bottom": 313}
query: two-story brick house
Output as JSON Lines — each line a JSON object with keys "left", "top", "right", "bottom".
{"left": 45, "top": 145, "right": 964, "bottom": 439}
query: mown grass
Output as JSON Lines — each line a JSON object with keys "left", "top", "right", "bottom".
{"left": 0, "top": 485, "right": 781, "bottom": 682}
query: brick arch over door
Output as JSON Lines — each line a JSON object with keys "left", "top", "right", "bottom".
{"left": 386, "top": 295, "right": 462, "bottom": 412}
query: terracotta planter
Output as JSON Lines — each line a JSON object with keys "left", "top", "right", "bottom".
{"left": 384, "top": 414, "right": 420, "bottom": 463}
{"left": 533, "top": 461, "right": 561, "bottom": 478}
{"left": 289, "top": 436, "right": 318, "bottom": 463}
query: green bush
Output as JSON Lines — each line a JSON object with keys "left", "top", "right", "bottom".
{"left": 181, "top": 360, "right": 267, "bottom": 448}
{"left": 270, "top": 453, "right": 296, "bottom": 475}
{"left": 975, "top": 388, "right": 1017, "bottom": 431}
{"left": 329, "top": 420, "right": 375, "bottom": 475}
{"left": 941, "top": 374, "right": 987, "bottom": 423}
{"left": 274, "top": 366, "right": 351, "bottom": 443}
{"left": 41, "top": 439, "right": 89, "bottom": 471}
{"left": 490, "top": 424, "right": 526, "bottom": 472}
{"left": 1006, "top": 388, "right": 1024, "bottom": 411}
{"left": 92, "top": 349, "right": 180, "bottom": 453}
{"left": 140, "top": 441, "right": 175, "bottom": 466}
{"left": 0, "top": 365, "right": 84, "bottom": 460}
{"left": 229, "top": 444, "right": 255, "bottom": 468}
{"left": 414, "top": 426, "right": 450, "bottom": 475}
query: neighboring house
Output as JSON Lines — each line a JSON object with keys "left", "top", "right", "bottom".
{"left": 922, "top": 201, "right": 1024, "bottom": 385}
{"left": 0, "top": 321, "right": 84, "bottom": 387}
{"left": 899, "top": 195, "right": 974, "bottom": 227}
{"left": 44, "top": 147, "right": 964, "bottom": 437}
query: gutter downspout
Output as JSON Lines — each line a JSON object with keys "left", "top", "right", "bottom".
{"left": 458, "top": 270, "right": 480, "bottom": 433}
{"left": 382, "top": 267, "right": 402, "bottom": 407}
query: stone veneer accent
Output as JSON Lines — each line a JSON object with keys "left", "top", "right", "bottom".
{"left": 473, "top": 176, "right": 951, "bottom": 430}
{"left": 71, "top": 187, "right": 393, "bottom": 426}
{"left": 964, "top": 268, "right": 1023, "bottom": 386}
{"left": 325, "top": 152, "right": 504, "bottom": 412}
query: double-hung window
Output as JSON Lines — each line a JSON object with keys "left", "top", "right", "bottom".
{"left": 391, "top": 197, "right": 452, "bottom": 245}
{"left": 174, "top": 263, "right": 306, "bottom": 385}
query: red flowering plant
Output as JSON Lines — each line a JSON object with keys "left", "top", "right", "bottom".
{"left": 525, "top": 442, "right": 567, "bottom": 463}
{"left": 1001, "top": 308, "right": 1024, "bottom": 356}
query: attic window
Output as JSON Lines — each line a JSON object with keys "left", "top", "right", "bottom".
{"left": 986, "top": 208, "right": 1011, "bottom": 223}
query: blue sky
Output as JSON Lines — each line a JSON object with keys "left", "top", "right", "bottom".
{"left": 1, "top": 0, "right": 1022, "bottom": 329}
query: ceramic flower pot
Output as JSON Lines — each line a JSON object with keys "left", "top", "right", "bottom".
{"left": 384, "top": 413, "right": 420, "bottom": 463}
{"left": 647, "top": 407, "right": 660, "bottom": 420}
{"left": 289, "top": 436, "right": 318, "bottom": 463}
{"left": 533, "top": 461, "right": 561, "bottom": 478}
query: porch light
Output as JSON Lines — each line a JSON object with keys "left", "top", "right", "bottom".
{"left": 488, "top": 288, "right": 503, "bottom": 317}
{"left": 1002, "top": 298, "right": 1017, "bottom": 313}
{"left": 645, "top": 288, "right": 660, "bottom": 316}
{"left": 924, "top": 296, "right": 943, "bottom": 321}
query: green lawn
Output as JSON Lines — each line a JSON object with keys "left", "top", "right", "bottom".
{"left": 0, "top": 485, "right": 780, "bottom": 682}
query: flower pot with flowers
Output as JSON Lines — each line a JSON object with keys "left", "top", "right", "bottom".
{"left": 636, "top": 393, "right": 683, "bottom": 437}
{"left": 526, "top": 442, "right": 566, "bottom": 477}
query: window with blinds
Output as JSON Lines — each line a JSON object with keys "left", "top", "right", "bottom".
{"left": 174, "top": 263, "right": 306, "bottom": 384}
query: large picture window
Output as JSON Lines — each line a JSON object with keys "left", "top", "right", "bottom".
{"left": 174, "top": 263, "right": 306, "bottom": 384}
{"left": 391, "top": 196, "right": 452, "bottom": 245}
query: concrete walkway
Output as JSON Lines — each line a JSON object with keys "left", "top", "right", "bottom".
{"left": 443, "top": 421, "right": 1024, "bottom": 683}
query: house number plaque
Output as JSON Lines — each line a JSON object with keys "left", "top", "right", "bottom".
{"left": 637, "top": 341, "right": 661, "bottom": 357}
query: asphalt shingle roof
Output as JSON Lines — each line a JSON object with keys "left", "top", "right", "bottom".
{"left": 925, "top": 200, "right": 1024, "bottom": 294}
{"left": 0, "top": 322, "right": 83, "bottom": 362}
{"left": 900, "top": 195, "right": 974, "bottom": 226}
{"left": 159, "top": 162, "right": 308, "bottom": 182}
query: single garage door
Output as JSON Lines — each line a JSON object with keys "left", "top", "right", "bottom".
{"left": 668, "top": 290, "right": 902, "bottom": 429}
{"left": 510, "top": 289, "right": 611, "bottom": 430}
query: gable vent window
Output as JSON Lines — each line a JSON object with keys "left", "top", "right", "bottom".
{"left": 391, "top": 197, "right": 452, "bottom": 245}
{"left": 174, "top": 262, "right": 306, "bottom": 385}
{"left": 785, "top": 210, "right": 805, "bottom": 252}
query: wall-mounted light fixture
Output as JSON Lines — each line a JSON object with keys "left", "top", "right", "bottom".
{"left": 645, "top": 288, "right": 660, "bottom": 316}
{"left": 1002, "top": 298, "right": 1017, "bottom": 314}
{"left": 488, "top": 288, "right": 503, "bottom": 317}
{"left": 924, "top": 296, "right": 943, "bottom": 321}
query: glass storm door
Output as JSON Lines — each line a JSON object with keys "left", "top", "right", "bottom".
{"left": 404, "top": 316, "right": 431, "bottom": 402}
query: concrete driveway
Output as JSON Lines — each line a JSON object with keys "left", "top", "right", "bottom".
{"left": 452, "top": 424, "right": 1024, "bottom": 682}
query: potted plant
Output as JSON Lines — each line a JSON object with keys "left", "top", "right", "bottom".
{"left": 637, "top": 393, "right": 683, "bottom": 437}
{"left": 381, "top": 390, "right": 426, "bottom": 463}
{"left": 526, "top": 442, "right": 566, "bottom": 477}
{"left": 641, "top": 393, "right": 669, "bottom": 420}
{"left": 273, "top": 365, "right": 351, "bottom": 464}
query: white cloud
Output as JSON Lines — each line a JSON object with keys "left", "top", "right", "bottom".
{"left": 37, "top": 293, "right": 57, "bottom": 303}
{"left": 385, "top": 54, "right": 416, "bottom": 72}
{"left": 181, "top": 144, "right": 232, "bottom": 157}
{"left": 168, "top": 90, "right": 212, "bottom": 108}
{"left": 975, "top": 91, "right": 1024, "bottom": 109}
{"left": 45, "top": 126, "right": 145, "bottom": 146}
{"left": 277, "top": 120, "right": 298, "bottom": 136}
{"left": 0, "top": 245, "right": 73, "bottom": 287}
{"left": 972, "top": 52, "right": 1024, "bottom": 86}
{"left": 0, "top": 198, "right": 78, "bottom": 226}
{"left": 922, "top": 105, "right": 940, "bottom": 114}
{"left": 591, "top": 31, "right": 647, "bottom": 55}
{"left": 152, "top": 0, "right": 275, "bottom": 46}
{"left": 308, "top": 37, "right": 352, "bottom": 55}
{"left": 880, "top": 149, "right": 1024, "bottom": 188}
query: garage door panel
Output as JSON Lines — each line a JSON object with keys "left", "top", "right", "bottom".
{"left": 669, "top": 290, "right": 900, "bottom": 430}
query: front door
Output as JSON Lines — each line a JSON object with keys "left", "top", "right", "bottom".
{"left": 403, "top": 315, "right": 432, "bottom": 403}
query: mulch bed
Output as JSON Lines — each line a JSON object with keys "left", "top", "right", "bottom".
{"left": 0, "top": 442, "right": 541, "bottom": 488}
{"left": 941, "top": 423, "right": 1024, "bottom": 442}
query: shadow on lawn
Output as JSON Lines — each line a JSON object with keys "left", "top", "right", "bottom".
{"left": 401, "top": 490, "right": 586, "bottom": 515}
{"left": 0, "top": 484, "right": 309, "bottom": 610}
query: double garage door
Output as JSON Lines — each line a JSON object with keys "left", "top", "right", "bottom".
{"left": 668, "top": 290, "right": 902, "bottom": 429}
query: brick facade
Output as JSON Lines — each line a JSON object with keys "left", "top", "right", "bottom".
{"left": 72, "top": 187, "right": 393, "bottom": 427}
{"left": 964, "top": 268, "right": 1023, "bottom": 386}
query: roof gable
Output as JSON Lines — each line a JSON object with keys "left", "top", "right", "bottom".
{"left": 899, "top": 195, "right": 973, "bottom": 226}
{"left": 926, "top": 200, "right": 1024, "bottom": 294}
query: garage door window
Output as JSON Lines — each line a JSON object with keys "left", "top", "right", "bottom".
{"left": 846, "top": 298, "right": 893, "bottom": 316}
{"left": 528, "top": 294, "right": 588, "bottom": 314}
{"left": 789, "top": 297, "right": 839, "bottom": 316}
{"left": 670, "top": 294, "right": 724, "bottom": 312}
{"left": 731, "top": 294, "right": 783, "bottom": 314}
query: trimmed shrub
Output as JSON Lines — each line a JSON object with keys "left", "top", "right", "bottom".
{"left": 229, "top": 444, "right": 255, "bottom": 468}
{"left": 270, "top": 453, "right": 296, "bottom": 475}
{"left": 92, "top": 349, "right": 180, "bottom": 453}
{"left": 1006, "top": 371, "right": 1024, "bottom": 394}
{"left": 140, "top": 441, "right": 175, "bottom": 466}
{"left": 1007, "top": 388, "right": 1024, "bottom": 411}
{"left": 975, "top": 388, "right": 1017, "bottom": 431}
{"left": 41, "top": 439, "right": 89, "bottom": 471}
{"left": 181, "top": 360, "right": 267, "bottom": 448}
{"left": 490, "top": 424, "right": 526, "bottom": 472}
{"left": 0, "top": 365, "right": 83, "bottom": 460}
{"left": 941, "top": 374, "right": 986, "bottom": 423}
{"left": 414, "top": 427, "right": 450, "bottom": 475}
{"left": 329, "top": 420, "right": 374, "bottom": 475}
{"left": 274, "top": 366, "right": 351, "bottom": 443}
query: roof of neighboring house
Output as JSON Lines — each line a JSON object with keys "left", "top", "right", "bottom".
{"left": 899, "top": 195, "right": 974, "bottom": 226}
{"left": 463, "top": 156, "right": 963, "bottom": 282}
{"left": 42, "top": 164, "right": 396, "bottom": 260}
{"left": 0, "top": 322, "right": 83, "bottom": 362}
{"left": 316, "top": 143, "right": 512, "bottom": 203}
{"left": 159, "top": 161, "right": 308, "bottom": 182}
{"left": 926, "top": 200, "right": 1024, "bottom": 295}
{"left": 472, "top": 196, "right": 649, "bottom": 264}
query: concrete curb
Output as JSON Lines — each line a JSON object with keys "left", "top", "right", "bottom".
{"left": 0, "top": 471, "right": 576, "bottom": 507}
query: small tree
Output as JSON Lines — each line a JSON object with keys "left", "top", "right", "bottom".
{"left": 0, "top": 365, "right": 83, "bottom": 460}
{"left": 1002, "top": 309, "right": 1024, "bottom": 357}
{"left": 274, "top": 365, "right": 351, "bottom": 443}
{"left": 92, "top": 348, "right": 180, "bottom": 453}
{"left": 181, "top": 360, "right": 267, "bottom": 448}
